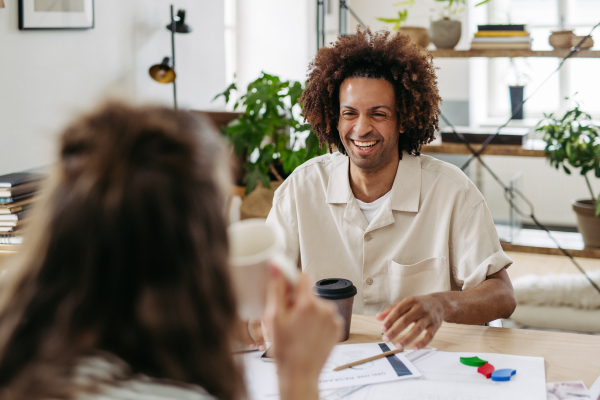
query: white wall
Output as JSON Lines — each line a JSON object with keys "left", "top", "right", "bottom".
{"left": 0, "top": 0, "right": 225, "bottom": 175}
{"left": 235, "top": 0, "right": 313, "bottom": 92}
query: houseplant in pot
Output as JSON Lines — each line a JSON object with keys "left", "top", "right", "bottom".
{"left": 430, "top": 0, "right": 465, "bottom": 49}
{"left": 537, "top": 102, "right": 600, "bottom": 247}
{"left": 429, "top": 0, "right": 491, "bottom": 49}
{"left": 377, "top": 1, "right": 430, "bottom": 48}
{"left": 507, "top": 58, "right": 531, "bottom": 119}
{"left": 213, "top": 73, "right": 326, "bottom": 217}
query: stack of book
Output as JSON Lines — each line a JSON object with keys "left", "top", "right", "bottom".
{"left": 0, "top": 172, "right": 45, "bottom": 246}
{"left": 470, "top": 24, "right": 532, "bottom": 50}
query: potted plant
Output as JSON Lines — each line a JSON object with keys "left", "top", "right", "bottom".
{"left": 506, "top": 58, "right": 531, "bottom": 119}
{"left": 430, "top": 0, "right": 465, "bottom": 49}
{"left": 213, "top": 72, "right": 325, "bottom": 204}
{"left": 428, "top": 0, "right": 491, "bottom": 49}
{"left": 377, "top": 1, "right": 431, "bottom": 48}
{"left": 537, "top": 102, "right": 600, "bottom": 247}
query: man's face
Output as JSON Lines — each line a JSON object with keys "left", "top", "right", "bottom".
{"left": 337, "top": 77, "right": 400, "bottom": 172}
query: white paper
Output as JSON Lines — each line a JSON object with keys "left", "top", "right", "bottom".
{"left": 239, "top": 342, "right": 420, "bottom": 399}
{"left": 319, "top": 348, "right": 436, "bottom": 400}
{"left": 318, "top": 343, "right": 420, "bottom": 390}
{"left": 590, "top": 375, "right": 600, "bottom": 400}
{"left": 320, "top": 351, "right": 547, "bottom": 400}
{"left": 547, "top": 381, "right": 591, "bottom": 400}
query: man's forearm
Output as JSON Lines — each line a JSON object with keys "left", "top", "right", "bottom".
{"left": 431, "top": 268, "right": 516, "bottom": 325}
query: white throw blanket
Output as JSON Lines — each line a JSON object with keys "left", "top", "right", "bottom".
{"left": 512, "top": 270, "right": 600, "bottom": 309}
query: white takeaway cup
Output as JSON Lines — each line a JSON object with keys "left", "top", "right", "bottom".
{"left": 228, "top": 218, "right": 299, "bottom": 321}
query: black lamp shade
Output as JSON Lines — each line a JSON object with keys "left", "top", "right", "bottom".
{"left": 149, "top": 57, "right": 176, "bottom": 83}
{"left": 167, "top": 10, "right": 192, "bottom": 33}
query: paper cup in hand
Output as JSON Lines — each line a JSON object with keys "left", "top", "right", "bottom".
{"left": 228, "top": 218, "right": 298, "bottom": 320}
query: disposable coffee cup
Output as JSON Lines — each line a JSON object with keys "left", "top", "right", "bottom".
{"left": 313, "top": 278, "right": 357, "bottom": 342}
{"left": 228, "top": 218, "right": 298, "bottom": 321}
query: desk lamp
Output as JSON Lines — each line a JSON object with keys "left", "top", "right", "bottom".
{"left": 148, "top": 5, "right": 192, "bottom": 110}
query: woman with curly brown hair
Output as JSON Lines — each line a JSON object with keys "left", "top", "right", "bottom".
{"left": 267, "top": 27, "right": 516, "bottom": 351}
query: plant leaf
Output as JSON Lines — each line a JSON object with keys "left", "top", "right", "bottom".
{"left": 212, "top": 82, "right": 237, "bottom": 105}
{"left": 243, "top": 162, "right": 270, "bottom": 195}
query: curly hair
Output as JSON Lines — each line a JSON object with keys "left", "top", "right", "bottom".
{"left": 300, "top": 27, "right": 441, "bottom": 158}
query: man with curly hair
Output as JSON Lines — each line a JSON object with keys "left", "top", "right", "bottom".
{"left": 266, "top": 28, "right": 516, "bottom": 350}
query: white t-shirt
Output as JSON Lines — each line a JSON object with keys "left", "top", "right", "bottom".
{"left": 356, "top": 191, "right": 391, "bottom": 225}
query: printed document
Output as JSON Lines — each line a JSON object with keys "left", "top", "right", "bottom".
{"left": 321, "top": 351, "right": 547, "bottom": 400}
{"left": 240, "top": 342, "right": 420, "bottom": 398}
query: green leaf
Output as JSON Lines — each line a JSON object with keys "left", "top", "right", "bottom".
{"left": 212, "top": 82, "right": 237, "bottom": 104}
{"left": 281, "top": 149, "right": 305, "bottom": 174}
{"left": 376, "top": 17, "right": 401, "bottom": 23}
{"left": 288, "top": 81, "right": 304, "bottom": 106}
{"left": 596, "top": 196, "right": 600, "bottom": 217}
{"left": 563, "top": 165, "right": 571, "bottom": 175}
{"left": 243, "top": 162, "right": 270, "bottom": 195}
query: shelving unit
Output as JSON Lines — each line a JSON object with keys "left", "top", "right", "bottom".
{"left": 431, "top": 49, "right": 600, "bottom": 58}
{"left": 422, "top": 138, "right": 546, "bottom": 157}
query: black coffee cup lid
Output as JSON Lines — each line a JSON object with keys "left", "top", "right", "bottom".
{"left": 313, "top": 278, "right": 357, "bottom": 300}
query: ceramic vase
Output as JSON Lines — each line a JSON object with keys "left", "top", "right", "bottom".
{"left": 430, "top": 18, "right": 461, "bottom": 49}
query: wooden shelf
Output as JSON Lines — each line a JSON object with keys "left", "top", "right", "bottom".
{"left": 501, "top": 229, "right": 600, "bottom": 259}
{"left": 422, "top": 138, "right": 546, "bottom": 157}
{"left": 431, "top": 49, "right": 600, "bottom": 58}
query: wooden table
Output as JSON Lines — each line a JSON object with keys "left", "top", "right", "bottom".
{"left": 344, "top": 315, "right": 600, "bottom": 387}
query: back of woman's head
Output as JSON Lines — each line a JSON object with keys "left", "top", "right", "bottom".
{"left": 0, "top": 104, "right": 244, "bottom": 400}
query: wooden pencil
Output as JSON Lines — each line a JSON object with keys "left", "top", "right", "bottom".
{"left": 333, "top": 348, "right": 404, "bottom": 371}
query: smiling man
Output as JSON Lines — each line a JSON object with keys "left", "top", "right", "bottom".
{"left": 265, "top": 28, "right": 516, "bottom": 350}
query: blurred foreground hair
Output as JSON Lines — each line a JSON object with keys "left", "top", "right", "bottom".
{"left": 0, "top": 104, "right": 245, "bottom": 400}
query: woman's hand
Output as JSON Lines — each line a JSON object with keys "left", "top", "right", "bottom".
{"left": 235, "top": 320, "right": 266, "bottom": 351}
{"left": 264, "top": 267, "right": 343, "bottom": 400}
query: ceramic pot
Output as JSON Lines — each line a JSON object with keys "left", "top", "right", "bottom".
{"left": 397, "top": 26, "right": 430, "bottom": 48}
{"left": 509, "top": 86, "right": 524, "bottom": 119}
{"left": 430, "top": 18, "right": 462, "bottom": 49}
{"left": 572, "top": 35, "right": 594, "bottom": 49}
{"left": 549, "top": 30, "right": 575, "bottom": 49}
{"left": 572, "top": 199, "right": 600, "bottom": 248}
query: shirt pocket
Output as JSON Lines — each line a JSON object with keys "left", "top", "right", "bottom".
{"left": 387, "top": 257, "right": 449, "bottom": 303}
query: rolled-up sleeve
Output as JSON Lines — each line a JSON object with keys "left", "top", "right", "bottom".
{"left": 450, "top": 200, "right": 513, "bottom": 290}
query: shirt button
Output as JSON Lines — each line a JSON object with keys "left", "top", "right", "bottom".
{"left": 365, "top": 234, "right": 372, "bottom": 242}
{"left": 366, "top": 278, "right": 373, "bottom": 285}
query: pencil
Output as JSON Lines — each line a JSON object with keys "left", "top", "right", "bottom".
{"left": 333, "top": 348, "right": 404, "bottom": 371}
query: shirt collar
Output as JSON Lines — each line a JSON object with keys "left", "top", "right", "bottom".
{"left": 326, "top": 151, "right": 421, "bottom": 213}
{"left": 326, "top": 153, "right": 352, "bottom": 204}
{"left": 390, "top": 151, "right": 421, "bottom": 212}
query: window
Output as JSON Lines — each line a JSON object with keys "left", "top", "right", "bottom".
{"left": 482, "top": 0, "right": 600, "bottom": 120}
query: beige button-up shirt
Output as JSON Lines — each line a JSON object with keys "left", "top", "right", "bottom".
{"left": 266, "top": 152, "right": 513, "bottom": 316}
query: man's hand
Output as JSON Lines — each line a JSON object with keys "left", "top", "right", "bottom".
{"left": 376, "top": 294, "right": 445, "bottom": 350}
{"left": 375, "top": 268, "right": 517, "bottom": 350}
